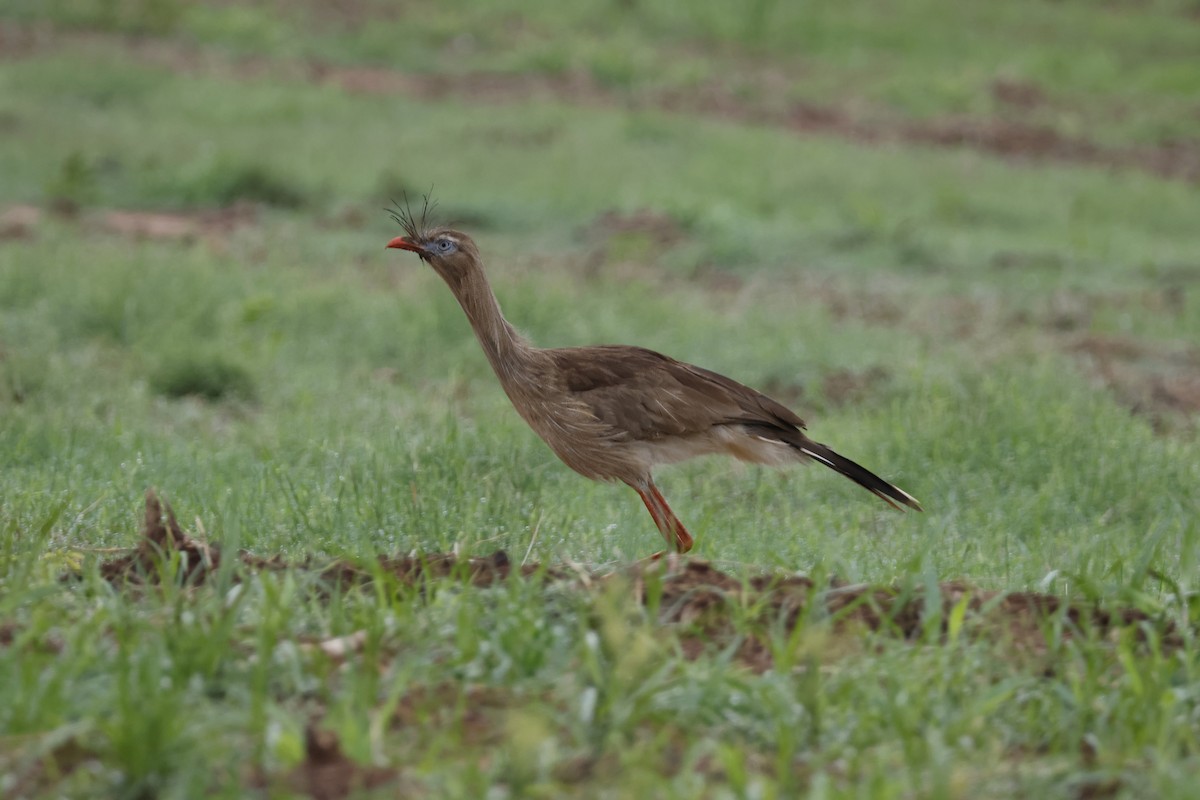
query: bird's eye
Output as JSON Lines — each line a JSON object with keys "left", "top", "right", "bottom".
{"left": 436, "top": 238, "right": 456, "bottom": 253}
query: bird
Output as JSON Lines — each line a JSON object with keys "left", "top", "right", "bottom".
{"left": 385, "top": 199, "right": 921, "bottom": 556}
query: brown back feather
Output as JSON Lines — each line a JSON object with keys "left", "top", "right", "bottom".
{"left": 550, "top": 345, "right": 806, "bottom": 442}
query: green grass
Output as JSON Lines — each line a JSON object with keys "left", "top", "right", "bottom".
{"left": 9, "top": 0, "right": 1200, "bottom": 146}
{"left": 2, "top": 2, "right": 1200, "bottom": 797}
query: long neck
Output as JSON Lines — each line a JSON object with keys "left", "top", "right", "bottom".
{"left": 442, "top": 265, "right": 540, "bottom": 390}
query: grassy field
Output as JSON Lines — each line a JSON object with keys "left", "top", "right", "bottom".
{"left": 2, "top": 0, "right": 1200, "bottom": 796}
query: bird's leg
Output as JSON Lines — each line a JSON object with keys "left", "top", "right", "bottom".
{"left": 632, "top": 486, "right": 670, "bottom": 556}
{"left": 650, "top": 483, "right": 694, "bottom": 554}
{"left": 631, "top": 479, "right": 694, "bottom": 555}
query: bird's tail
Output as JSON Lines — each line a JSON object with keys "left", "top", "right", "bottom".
{"left": 798, "top": 441, "right": 923, "bottom": 512}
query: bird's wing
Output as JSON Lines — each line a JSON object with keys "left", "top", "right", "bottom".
{"left": 549, "top": 345, "right": 806, "bottom": 442}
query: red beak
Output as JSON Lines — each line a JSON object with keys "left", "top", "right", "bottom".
{"left": 386, "top": 235, "right": 425, "bottom": 253}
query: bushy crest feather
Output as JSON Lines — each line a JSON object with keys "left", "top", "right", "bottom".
{"left": 386, "top": 191, "right": 438, "bottom": 240}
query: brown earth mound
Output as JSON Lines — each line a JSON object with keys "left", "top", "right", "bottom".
{"left": 96, "top": 489, "right": 221, "bottom": 584}
{"left": 249, "top": 725, "right": 403, "bottom": 800}
{"left": 80, "top": 490, "right": 1181, "bottom": 673}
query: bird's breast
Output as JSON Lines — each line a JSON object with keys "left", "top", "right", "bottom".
{"left": 504, "top": 389, "right": 641, "bottom": 481}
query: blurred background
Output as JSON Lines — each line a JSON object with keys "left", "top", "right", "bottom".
{"left": 3, "top": 3, "right": 1200, "bottom": 796}
{"left": 1, "top": 0, "right": 1198, "bottom": 574}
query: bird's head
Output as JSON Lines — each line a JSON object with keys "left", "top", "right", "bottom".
{"left": 385, "top": 195, "right": 480, "bottom": 285}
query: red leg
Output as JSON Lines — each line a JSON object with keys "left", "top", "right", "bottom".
{"left": 650, "top": 483, "right": 694, "bottom": 554}
{"left": 633, "top": 486, "right": 670, "bottom": 550}
{"left": 631, "top": 480, "right": 694, "bottom": 554}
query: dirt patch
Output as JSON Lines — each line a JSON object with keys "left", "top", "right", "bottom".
{"left": 0, "top": 21, "right": 52, "bottom": 59}
{"left": 0, "top": 204, "right": 41, "bottom": 241}
{"left": 333, "top": 67, "right": 1200, "bottom": 183}
{"left": 631, "top": 560, "right": 1176, "bottom": 672}
{"left": 584, "top": 209, "right": 689, "bottom": 249}
{"left": 10, "top": 28, "right": 1200, "bottom": 184}
{"left": 990, "top": 250, "right": 1067, "bottom": 273}
{"left": 250, "top": 725, "right": 403, "bottom": 800}
{"left": 1070, "top": 333, "right": 1200, "bottom": 433}
{"left": 1, "top": 734, "right": 101, "bottom": 800}
{"left": 1074, "top": 775, "right": 1125, "bottom": 800}
{"left": 82, "top": 491, "right": 1182, "bottom": 673}
{"left": 820, "top": 366, "right": 890, "bottom": 407}
{"left": 0, "top": 202, "right": 261, "bottom": 246}
{"left": 95, "top": 489, "right": 222, "bottom": 585}
{"left": 394, "top": 683, "right": 516, "bottom": 746}
{"left": 816, "top": 283, "right": 908, "bottom": 327}
{"left": 87, "top": 490, "right": 570, "bottom": 589}
{"left": 95, "top": 203, "right": 258, "bottom": 244}
{"left": 318, "top": 547, "right": 572, "bottom": 589}
{"left": 757, "top": 366, "right": 892, "bottom": 415}
{"left": 0, "top": 621, "right": 64, "bottom": 655}
{"left": 991, "top": 78, "right": 1048, "bottom": 111}
{"left": 580, "top": 208, "right": 690, "bottom": 273}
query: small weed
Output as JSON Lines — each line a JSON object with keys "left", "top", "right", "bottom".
{"left": 150, "top": 351, "right": 256, "bottom": 401}
{"left": 44, "top": 152, "right": 97, "bottom": 214}
{"left": 179, "top": 161, "right": 308, "bottom": 209}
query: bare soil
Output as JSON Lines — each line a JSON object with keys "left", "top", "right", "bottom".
{"left": 20, "top": 492, "right": 1182, "bottom": 796}
{"left": 583, "top": 209, "right": 689, "bottom": 249}
{"left": 221, "top": 61, "right": 1200, "bottom": 183}
{"left": 80, "top": 491, "right": 1182, "bottom": 676}
{"left": 0, "top": 204, "right": 41, "bottom": 240}
{"left": 249, "top": 725, "right": 404, "bottom": 800}
{"left": 0, "top": 203, "right": 259, "bottom": 247}
{"left": 95, "top": 204, "right": 258, "bottom": 243}
{"left": 2, "top": 735, "right": 101, "bottom": 800}
{"left": 1071, "top": 333, "right": 1200, "bottom": 434}
{"left": 4, "top": 25, "right": 1198, "bottom": 184}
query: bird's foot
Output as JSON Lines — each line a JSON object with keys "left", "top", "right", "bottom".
{"left": 636, "top": 550, "right": 688, "bottom": 573}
